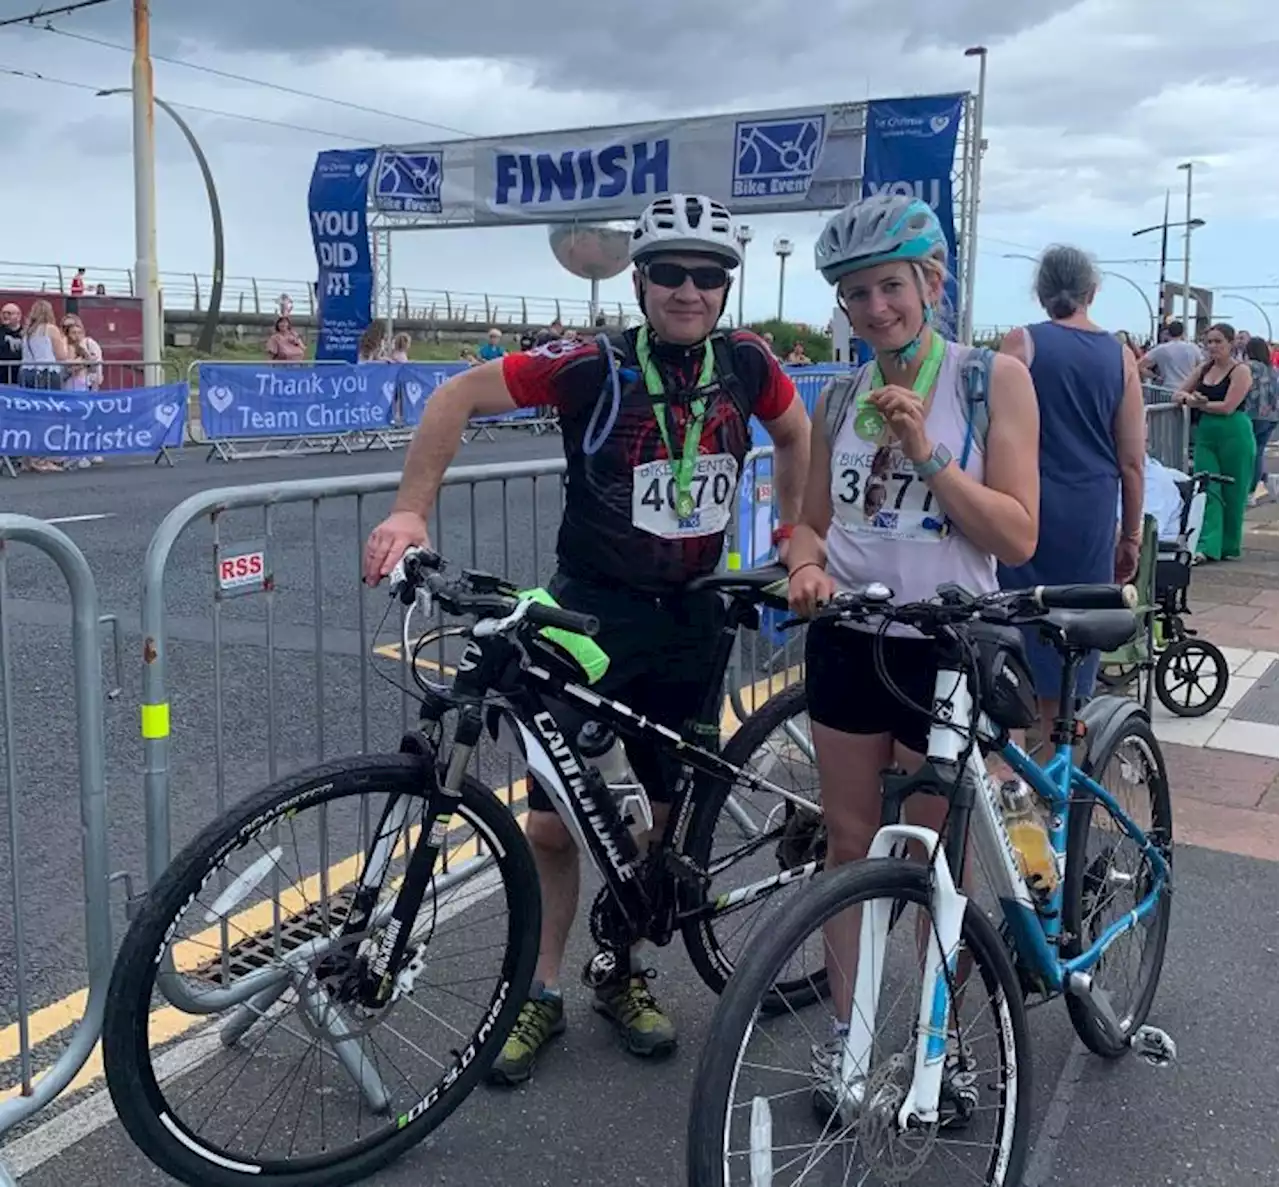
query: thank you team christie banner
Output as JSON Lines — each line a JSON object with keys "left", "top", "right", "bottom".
{"left": 0, "top": 382, "right": 187, "bottom": 457}
{"left": 308, "top": 148, "right": 377, "bottom": 363}
{"left": 200, "top": 363, "right": 401, "bottom": 440}
{"left": 861, "top": 94, "right": 965, "bottom": 313}
{"left": 368, "top": 103, "right": 866, "bottom": 225}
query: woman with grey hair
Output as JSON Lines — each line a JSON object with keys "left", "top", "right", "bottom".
{"left": 998, "top": 244, "right": 1146, "bottom": 742}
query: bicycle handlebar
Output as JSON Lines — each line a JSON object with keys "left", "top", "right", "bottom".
{"left": 793, "top": 579, "right": 1138, "bottom": 633}
{"left": 388, "top": 547, "right": 600, "bottom": 638}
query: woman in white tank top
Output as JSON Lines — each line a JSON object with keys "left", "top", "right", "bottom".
{"left": 781, "top": 193, "right": 1040, "bottom": 1107}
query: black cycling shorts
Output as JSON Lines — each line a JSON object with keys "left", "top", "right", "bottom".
{"left": 804, "top": 619, "right": 941, "bottom": 756}
{"left": 525, "top": 572, "right": 726, "bottom": 813}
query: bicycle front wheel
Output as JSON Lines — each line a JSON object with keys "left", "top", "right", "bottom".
{"left": 688, "top": 859, "right": 1031, "bottom": 1187}
{"left": 102, "top": 754, "right": 539, "bottom": 1187}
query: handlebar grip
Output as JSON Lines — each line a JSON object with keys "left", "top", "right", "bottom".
{"left": 526, "top": 602, "right": 600, "bottom": 637}
{"left": 1031, "top": 583, "right": 1138, "bottom": 611}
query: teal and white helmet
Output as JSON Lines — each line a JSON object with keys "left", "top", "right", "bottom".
{"left": 814, "top": 192, "right": 947, "bottom": 286}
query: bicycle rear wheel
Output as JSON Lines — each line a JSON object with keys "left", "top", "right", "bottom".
{"left": 688, "top": 859, "right": 1030, "bottom": 1187}
{"left": 680, "top": 682, "right": 828, "bottom": 1011}
{"left": 102, "top": 754, "right": 539, "bottom": 1187}
{"left": 1064, "top": 716, "right": 1173, "bottom": 1057}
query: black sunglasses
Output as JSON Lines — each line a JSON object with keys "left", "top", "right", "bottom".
{"left": 644, "top": 261, "right": 729, "bottom": 291}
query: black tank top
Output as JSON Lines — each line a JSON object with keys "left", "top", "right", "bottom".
{"left": 1196, "top": 365, "right": 1239, "bottom": 404}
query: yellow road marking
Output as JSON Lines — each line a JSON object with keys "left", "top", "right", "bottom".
{"left": 0, "top": 661, "right": 805, "bottom": 1100}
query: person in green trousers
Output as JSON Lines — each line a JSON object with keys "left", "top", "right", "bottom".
{"left": 1175, "top": 322, "right": 1256, "bottom": 562}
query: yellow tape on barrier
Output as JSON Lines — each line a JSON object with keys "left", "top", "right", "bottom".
{"left": 140, "top": 702, "right": 170, "bottom": 739}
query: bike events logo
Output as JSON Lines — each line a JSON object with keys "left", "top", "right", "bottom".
{"left": 492, "top": 138, "right": 670, "bottom": 206}
{"left": 375, "top": 150, "right": 444, "bottom": 214}
{"left": 732, "top": 114, "right": 826, "bottom": 199}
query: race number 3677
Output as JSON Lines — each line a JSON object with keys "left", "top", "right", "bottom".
{"left": 631, "top": 454, "right": 738, "bottom": 539}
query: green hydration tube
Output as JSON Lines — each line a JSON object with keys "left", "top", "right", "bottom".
{"left": 852, "top": 330, "right": 946, "bottom": 441}
{"left": 518, "top": 587, "right": 611, "bottom": 684}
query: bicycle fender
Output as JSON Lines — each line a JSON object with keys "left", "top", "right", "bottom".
{"left": 1077, "top": 694, "right": 1149, "bottom": 778}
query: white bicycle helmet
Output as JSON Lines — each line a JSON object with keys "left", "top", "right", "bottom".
{"left": 814, "top": 191, "right": 947, "bottom": 286}
{"left": 629, "top": 194, "right": 742, "bottom": 268}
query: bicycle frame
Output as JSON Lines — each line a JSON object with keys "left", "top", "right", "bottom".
{"left": 842, "top": 657, "right": 1171, "bottom": 1129}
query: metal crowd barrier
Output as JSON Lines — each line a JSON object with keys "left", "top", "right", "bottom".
{"left": 0, "top": 518, "right": 112, "bottom": 1187}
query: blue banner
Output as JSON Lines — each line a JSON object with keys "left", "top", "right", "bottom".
{"left": 308, "top": 148, "right": 377, "bottom": 363}
{"left": 861, "top": 94, "right": 965, "bottom": 314}
{"left": 397, "top": 361, "right": 469, "bottom": 427}
{"left": 200, "top": 363, "right": 399, "bottom": 440}
{"left": 0, "top": 382, "right": 187, "bottom": 457}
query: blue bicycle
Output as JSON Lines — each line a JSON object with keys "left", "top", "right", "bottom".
{"left": 687, "top": 580, "right": 1176, "bottom": 1187}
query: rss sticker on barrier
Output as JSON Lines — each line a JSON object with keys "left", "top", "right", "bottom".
{"left": 215, "top": 540, "right": 270, "bottom": 598}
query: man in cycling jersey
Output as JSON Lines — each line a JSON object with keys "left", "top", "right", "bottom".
{"left": 362, "top": 193, "right": 811, "bottom": 1084}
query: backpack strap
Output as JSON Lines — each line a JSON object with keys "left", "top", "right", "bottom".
{"left": 820, "top": 363, "right": 871, "bottom": 445}
{"left": 957, "top": 345, "right": 994, "bottom": 470}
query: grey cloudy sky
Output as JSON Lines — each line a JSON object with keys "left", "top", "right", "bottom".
{"left": 1, "top": 0, "right": 1276, "bottom": 334}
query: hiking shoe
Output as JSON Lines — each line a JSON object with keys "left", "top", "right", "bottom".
{"left": 486, "top": 985, "right": 565, "bottom": 1086}
{"left": 592, "top": 973, "right": 677, "bottom": 1057}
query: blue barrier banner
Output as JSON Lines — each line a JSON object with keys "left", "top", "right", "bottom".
{"left": 0, "top": 382, "right": 186, "bottom": 457}
{"left": 200, "top": 363, "right": 399, "bottom": 440}
{"left": 862, "top": 94, "right": 965, "bottom": 313}
{"left": 308, "top": 148, "right": 377, "bottom": 363}
{"left": 398, "top": 361, "right": 469, "bottom": 427}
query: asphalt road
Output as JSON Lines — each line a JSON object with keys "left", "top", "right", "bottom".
{"left": 2, "top": 437, "right": 1278, "bottom": 1185}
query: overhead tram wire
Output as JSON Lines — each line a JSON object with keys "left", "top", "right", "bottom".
{"left": 0, "top": 65, "right": 371, "bottom": 141}
{"left": 37, "top": 21, "right": 477, "bottom": 138}
{"left": 0, "top": 0, "right": 113, "bottom": 29}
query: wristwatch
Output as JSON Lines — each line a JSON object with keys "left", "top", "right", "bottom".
{"left": 913, "top": 442, "right": 953, "bottom": 480}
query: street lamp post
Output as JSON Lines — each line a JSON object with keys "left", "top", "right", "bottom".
{"left": 773, "top": 236, "right": 793, "bottom": 321}
{"left": 1219, "top": 293, "right": 1274, "bottom": 342}
{"left": 734, "top": 224, "right": 754, "bottom": 327}
{"left": 98, "top": 88, "right": 225, "bottom": 356}
{"left": 962, "top": 46, "right": 989, "bottom": 344}
{"left": 1133, "top": 203, "right": 1204, "bottom": 332}
{"left": 1177, "top": 162, "right": 1195, "bottom": 334}
{"left": 130, "top": 0, "right": 160, "bottom": 382}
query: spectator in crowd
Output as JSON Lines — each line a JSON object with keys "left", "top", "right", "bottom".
{"left": 278, "top": 292, "right": 294, "bottom": 319}
{"left": 1243, "top": 335, "right": 1278, "bottom": 506}
{"left": 1114, "top": 329, "right": 1141, "bottom": 363}
{"left": 265, "top": 315, "right": 306, "bottom": 362}
{"left": 1140, "top": 319, "right": 1201, "bottom": 393}
{"left": 93, "top": 283, "right": 106, "bottom": 297}
{"left": 548, "top": 318, "right": 564, "bottom": 339}
{"left": 519, "top": 330, "right": 536, "bottom": 352}
{"left": 593, "top": 311, "right": 607, "bottom": 329}
{"left": 18, "top": 299, "right": 71, "bottom": 473}
{"left": 562, "top": 327, "right": 579, "bottom": 343}
{"left": 998, "top": 245, "right": 1145, "bottom": 742}
{"left": 1174, "top": 322, "right": 1254, "bottom": 563}
{"left": 1, "top": 303, "right": 23, "bottom": 385}
{"left": 761, "top": 330, "right": 778, "bottom": 356}
{"left": 784, "top": 341, "right": 811, "bottom": 365}
{"left": 60, "top": 314, "right": 103, "bottom": 391}
{"left": 357, "top": 321, "right": 386, "bottom": 363}
{"left": 388, "top": 332, "right": 412, "bottom": 363}
{"left": 477, "top": 327, "right": 506, "bottom": 361}
{"left": 1233, "top": 329, "right": 1251, "bottom": 361}
{"left": 460, "top": 345, "right": 482, "bottom": 366}
{"left": 69, "top": 268, "right": 86, "bottom": 297}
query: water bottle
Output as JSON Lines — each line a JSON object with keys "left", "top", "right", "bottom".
{"left": 577, "top": 721, "right": 652, "bottom": 838}
{"left": 998, "top": 779, "right": 1059, "bottom": 897}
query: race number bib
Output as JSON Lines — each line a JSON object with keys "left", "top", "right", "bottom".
{"left": 632, "top": 454, "right": 738, "bottom": 539}
{"left": 831, "top": 443, "right": 949, "bottom": 543}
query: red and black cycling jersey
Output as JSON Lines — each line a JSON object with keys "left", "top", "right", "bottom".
{"left": 503, "top": 328, "right": 795, "bottom": 593}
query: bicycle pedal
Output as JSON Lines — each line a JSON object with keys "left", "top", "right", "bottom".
{"left": 1129, "top": 1025, "right": 1176, "bottom": 1067}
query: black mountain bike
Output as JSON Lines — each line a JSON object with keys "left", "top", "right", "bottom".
{"left": 102, "top": 547, "right": 824, "bottom": 1187}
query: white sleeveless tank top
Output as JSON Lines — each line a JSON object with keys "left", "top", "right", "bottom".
{"left": 22, "top": 328, "right": 58, "bottom": 370}
{"left": 825, "top": 341, "right": 997, "bottom": 634}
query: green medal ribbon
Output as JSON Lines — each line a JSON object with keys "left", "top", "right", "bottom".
{"left": 636, "top": 325, "right": 716, "bottom": 520}
{"left": 853, "top": 331, "right": 946, "bottom": 441}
